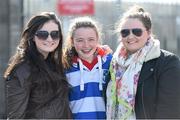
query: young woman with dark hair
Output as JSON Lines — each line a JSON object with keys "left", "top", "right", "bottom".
{"left": 4, "top": 12, "right": 72, "bottom": 119}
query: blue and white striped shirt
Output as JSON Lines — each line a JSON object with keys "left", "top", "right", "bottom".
{"left": 66, "top": 53, "right": 112, "bottom": 119}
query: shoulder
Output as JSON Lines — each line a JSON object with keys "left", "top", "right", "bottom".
{"left": 15, "top": 61, "right": 31, "bottom": 74}
{"left": 152, "top": 49, "right": 180, "bottom": 80}
{"left": 142, "top": 49, "right": 180, "bottom": 76}
{"left": 97, "top": 46, "right": 113, "bottom": 62}
{"left": 7, "top": 60, "right": 32, "bottom": 86}
{"left": 159, "top": 49, "right": 180, "bottom": 66}
{"left": 160, "top": 49, "right": 178, "bottom": 58}
{"left": 146, "top": 49, "right": 180, "bottom": 65}
{"left": 102, "top": 53, "right": 113, "bottom": 62}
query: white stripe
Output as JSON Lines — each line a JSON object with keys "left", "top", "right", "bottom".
{"left": 70, "top": 97, "right": 105, "bottom": 113}
{"left": 66, "top": 69, "right": 105, "bottom": 87}
{"left": 97, "top": 55, "right": 103, "bottom": 91}
{"left": 78, "top": 58, "right": 84, "bottom": 91}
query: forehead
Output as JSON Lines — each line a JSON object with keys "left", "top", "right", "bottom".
{"left": 40, "top": 20, "right": 58, "bottom": 30}
{"left": 73, "top": 27, "right": 97, "bottom": 37}
{"left": 121, "top": 18, "right": 145, "bottom": 29}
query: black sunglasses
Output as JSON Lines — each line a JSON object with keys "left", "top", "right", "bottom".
{"left": 120, "top": 28, "right": 143, "bottom": 38}
{"left": 35, "top": 30, "right": 59, "bottom": 40}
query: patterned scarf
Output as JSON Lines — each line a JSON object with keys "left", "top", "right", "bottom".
{"left": 106, "top": 38, "right": 160, "bottom": 119}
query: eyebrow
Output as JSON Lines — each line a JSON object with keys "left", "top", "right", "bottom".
{"left": 74, "top": 37, "right": 83, "bottom": 40}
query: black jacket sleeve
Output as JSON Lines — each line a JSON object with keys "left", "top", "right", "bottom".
{"left": 155, "top": 54, "right": 180, "bottom": 118}
{"left": 6, "top": 64, "right": 31, "bottom": 119}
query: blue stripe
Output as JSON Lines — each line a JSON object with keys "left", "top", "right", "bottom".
{"left": 69, "top": 82, "right": 105, "bottom": 101}
{"left": 102, "top": 54, "right": 112, "bottom": 69}
{"left": 102, "top": 62, "right": 111, "bottom": 69}
{"left": 66, "top": 66, "right": 79, "bottom": 74}
{"left": 73, "top": 111, "right": 106, "bottom": 119}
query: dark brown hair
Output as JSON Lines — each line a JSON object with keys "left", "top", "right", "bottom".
{"left": 116, "top": 5, "right": 152, "bottom": 32}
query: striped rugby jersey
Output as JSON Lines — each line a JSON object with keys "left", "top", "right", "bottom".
{"left": 66, "top": 49, "right": 112, "bottom": 119}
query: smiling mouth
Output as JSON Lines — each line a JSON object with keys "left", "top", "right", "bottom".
{"left": 43, "top": 42, "right": 55, "bottom": 46}
{"left": 127, "top": 41, "right": 137, "bottom": 44}
{"left": 81, "top": 49, "right": 92, "bottom": 54}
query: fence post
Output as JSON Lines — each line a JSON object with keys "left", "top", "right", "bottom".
{"left": 177, "top": 37, "right": 180, "bottom": 57}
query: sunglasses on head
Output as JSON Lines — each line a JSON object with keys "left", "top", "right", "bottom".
{"left": 35, "top": 30, "right": 59, "bottom": 40}
{"left": 120, "top": 28, "right": 143, "bottom": 38}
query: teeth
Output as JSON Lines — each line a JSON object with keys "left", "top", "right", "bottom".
{"left": 43, "top": 44, "right": 54, "bottom": 47}
{"left": 81, "top": 49, "right": 92, "bottom": 53}
{"left": 83, "top": 50, "right": 90, "bottom": 52}
{"left": 83, "top": 49, "right": 91, "bottom": 52}
{"left": 128, "top": 41, "right": 136, "bottom": 44}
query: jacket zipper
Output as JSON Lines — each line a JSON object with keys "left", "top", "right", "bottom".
{"left": 142, "top": 83, "right": 148, "bottom": 119}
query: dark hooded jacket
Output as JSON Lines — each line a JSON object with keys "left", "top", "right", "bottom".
{"left": 135, "top": 50, "right": 180, "bottom": 119}
{"left": 6, "top": 60, "right": 72, "bottom": 119}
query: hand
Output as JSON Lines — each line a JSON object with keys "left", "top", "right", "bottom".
{"left": 101, "top": 45, "right": 113, "bottom": 54}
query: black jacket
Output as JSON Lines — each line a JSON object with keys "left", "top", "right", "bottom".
{"left": 6, "top": 61, "right": 72, "bottom": 119}
{"left": 135, "top": 50, "right": 180, "bottom": 119}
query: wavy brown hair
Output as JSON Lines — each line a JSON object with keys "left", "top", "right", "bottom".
{"left": 116, "top": 5, "right": 152, "bottom": 33}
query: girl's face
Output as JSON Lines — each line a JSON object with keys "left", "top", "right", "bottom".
{"left": 120, "top": 18, "right": 150, "bottom": 54}
{"left": 34, "top": 20, "right": 60, "bottom": 58}
{"left": 72, "top": 27, "right": 99, "bottom": 63}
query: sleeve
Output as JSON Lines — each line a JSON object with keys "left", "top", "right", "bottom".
{"left": 6, "top": 69, "right": 31, "bottom": 119}
{"left": 155, "top": 55, "right": 180, "bottom": 118}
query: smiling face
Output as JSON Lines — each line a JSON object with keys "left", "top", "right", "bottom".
{"left": 34, "top": 20, "right": 60, "bottom": 58}
{"left": 72, "top": 27, "right": 99, "bottom": 63}
{"left": 120, "top": 18, "right": 150, "bottom": 54}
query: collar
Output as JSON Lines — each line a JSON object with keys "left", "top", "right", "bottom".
{"left": 72, "top": 47, "right": 106, "bottom": 70}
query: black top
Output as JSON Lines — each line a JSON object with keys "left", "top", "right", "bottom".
{"left": 6, "top": 60, "right": 72, "bottom": 119}
{"left": 135, "top": 50, "right": 180, "bottom": 119}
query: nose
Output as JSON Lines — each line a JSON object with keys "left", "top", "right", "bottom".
{"left": 83, "top": 40, "right": 89, "bottom": 47}
{"left": 46, "top": 35, "right": 53, "bottom": 41}
{"left": 128, "top": 31, "right": 134, "bottom": 39}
